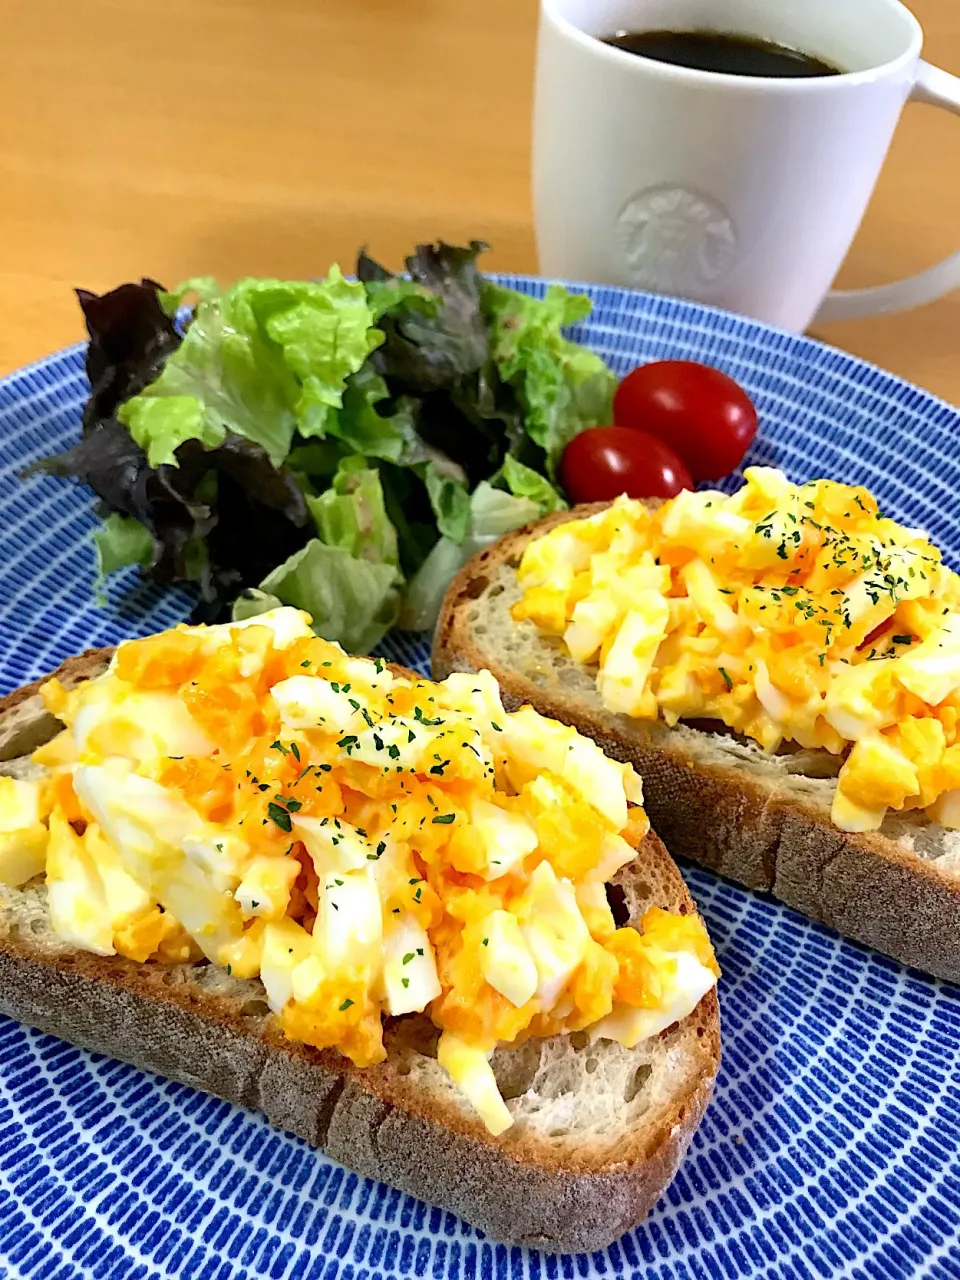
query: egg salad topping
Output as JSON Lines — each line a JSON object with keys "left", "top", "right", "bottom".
{"left": 0, "top": 608, "right": 718, "bottom": 1135}
{"left": 514, "top": 467, "right": 960, "bottom": 834}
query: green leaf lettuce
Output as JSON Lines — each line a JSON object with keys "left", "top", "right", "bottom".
{"left": 307, "top": 458, "right": 399, "bottom": 568}
{"left": 399, "top": 481, "right": 543, "bottom": 632}
{"left": 236, "top": 455, "right": 403, "bottom": 653}
{"left": 233, "top": 542, "right": 400, "bottom": 655}
{"left": 482, "top": 282, "right": 616, "bottom": 476}
{"left": 119, "top": 269, "right": 381, "bottom": 469}
{"left": 93, "top": 513, "right": 153, "bottom": 578}
{"left": 496, "top": 455, "right": 567, "bottom": 514}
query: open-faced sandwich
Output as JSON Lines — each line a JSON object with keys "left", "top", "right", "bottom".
{"left": 435, "top": 467, "right": 960, "bottom": 981}
{"left": 0, "top": 608, "right": 719, "bottom": 1252}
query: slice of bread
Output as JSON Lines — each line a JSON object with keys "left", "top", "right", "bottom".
{"left": 434, "top": 507, "right": 960, "bottom": 984}
{"left": 0, "top": 650, "right": 719, "bottom": 1254}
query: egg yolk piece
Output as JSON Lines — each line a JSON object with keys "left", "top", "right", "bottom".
{"left": 8, "top": 607, "right": 718, "bottom": 1135}
{"left": 514, "top": 469, "right": 960, "bottom": 833}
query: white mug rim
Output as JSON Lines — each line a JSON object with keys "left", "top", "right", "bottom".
{"left": 540, "top": 0, "right": 923, "bottom": 90}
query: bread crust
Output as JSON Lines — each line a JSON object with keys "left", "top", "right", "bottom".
{"left": 0, "top": 647, "right": 720, "bottom": 1252}
{"left": 433, "top": 506, "right": 960, "bottom": 984}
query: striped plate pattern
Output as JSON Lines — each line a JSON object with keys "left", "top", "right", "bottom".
{"left": 0, "top": 278, "right": 958, "bottom": 1280}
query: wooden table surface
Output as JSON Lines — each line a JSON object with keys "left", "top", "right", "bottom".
{"left": 3, "top": 0, "right": 960, "bottom": 402}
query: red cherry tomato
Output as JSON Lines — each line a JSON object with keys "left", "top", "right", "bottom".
{"left": 612, "top": 360, "right": 758, "bottom": 482}
{"left": 559, "top": 426, "right": 693, "bottom": 504}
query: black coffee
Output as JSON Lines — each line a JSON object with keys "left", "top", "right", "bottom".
{"left": 602, "top": 29, "right": 842, "bottom": 78}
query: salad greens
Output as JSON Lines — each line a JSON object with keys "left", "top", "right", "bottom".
{"left": 28, "top": 243, "right": 617, "bottom": 651}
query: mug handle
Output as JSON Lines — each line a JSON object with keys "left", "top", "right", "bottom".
{"left": 814, "top": 61, "right": 960, "bottom": 324}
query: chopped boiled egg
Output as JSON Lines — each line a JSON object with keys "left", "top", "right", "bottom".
{"left": 433, "top": 670, "right": 505, "bottom": 728}
{"left": 46, "top": 811, "right": 114, "bottom": 955}
{"left": 272, "top": 675, "right": 366, "bottom": 732}
{"left": 591, "top": 831, "right": 640, "bottom": 883}
{"left": 74, "top": 762, "right": 245, "bottom": 959}
{"left": 12, "top": 606, "right": 718, "bottom": 1137}
{"left": 503, "top": 708, "right": 638, "bottom": 830}
{"left": 823, "top": 662, "right": 896, "bottom": 740}
{"left": 597, "top": 600, "right": 668, "bottom": 718}
{"left": 480, "top": 909, "right": 538, "bottom": 1007}
{"left": 294, "top": 814, "right": 375, "bottom": 874}
{"left": 518, "top": 862, "right": 591, "bottom": 1007}
{"left": 314, "top": 867, "right": 383, "bottom": 968}
{"left": 575, "top": 880, "right": 616, "bottom": 940}
{"left": 74, "top": 688, "right": 215, "bottom": 761}
{"left": 0, "top": 777, "right": 48, "bottom": 887}
{"left": 208, "top": 607, "right": 314, "bottom": 649}
{"left": 380, "top": 913, "right": 441, "bottom": 1015}
{"left": 82, "top": 822, "right": 151, "bottom": 923}
{"left": 564, "top": 592, "right": 623, "bottom": 666}
{"left": 458, "top": 800, "right": 538, "bottom": 880}
{"left": 895, "top": 620, "right": 960, "bottom": 706}
{"left": 927, "top": 788, "right": 960, "bottom": 829}
{"left": 514, "top": 468, "right": 960, "bottom": 833}
{"left": 260, "top": 917, "right": 314, "bottom": 1013}
{"left": 235, "top": 856, "right": 299, "bottom": 920}
{"left": 590, "top": 951, "right": 717, "bottom": 1048}
{"left": 437, "top": 1033, "right": 513, "bottom": 1136}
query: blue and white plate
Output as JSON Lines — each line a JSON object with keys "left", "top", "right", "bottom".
{"left": 1, "top": 278, "right": 958, "bottom": 1280}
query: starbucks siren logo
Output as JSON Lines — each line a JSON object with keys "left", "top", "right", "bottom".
{"left": 616, "top": 186, "right": 737, "bottom": 293}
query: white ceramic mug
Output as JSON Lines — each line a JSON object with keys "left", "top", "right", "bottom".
{"left": 533, "top": 0, "right": 960, "bottom": 331}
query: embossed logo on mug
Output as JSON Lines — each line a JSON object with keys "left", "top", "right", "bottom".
{"left": 616, "top": 186, "right": 737, "bottom": 293}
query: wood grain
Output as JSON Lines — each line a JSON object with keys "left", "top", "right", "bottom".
{"left": 1, "top": 0, "right": 958, "bottom": 403}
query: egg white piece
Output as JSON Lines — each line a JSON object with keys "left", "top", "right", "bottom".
{"left": 519, "top": 862, "right": 591, "bottom": 1010}
{"left": 314, "top": 867, "right": 383, "bottom": 970}
{"left": 469, "top": 799, "right": 538, "bottom": 880}
{"left": 753, "top": 659, "right": 793, "bottom": 728}
{"left": 575, "top": 880, "right": 616, "bottom": 937}
{"left": 234, "top": 856, "right": 299, "bottom": 919}
{"left": 560, "top": 737, "right": 630, "bottom": 831}
{"left": 434, "top": 671, "right": 506, "bottom": 737}
{"left": 480, "top": 909, "right": 538, "bottom": 1008}
{"left": 518, "top": 526, "right": 596, "bottom": 590}
{"left": 74, "top": 688, "right": 215, "bottom": 761}
{"left": 504, "top": 709, "right": 630, "bottom": 830}
{"left": 928, "top": 787, "right": 960, "bottom": 829}
{"left": 84, "top": 825, "right": 153, "bottom": 925}
{"left": 841, "top": 545, "right": 930, "bottom": 634}
{"left": 830, "top": 789, "right": 888, "bottom": 833}
{"left": 260, "top": 917, "right": 315, "bottom": 1013}
{"left": 347, "top": 715, "right": 490, "bottom": 776}
{"left": 340, "top": 655, "right": 395, "bottom": 691}
{"left": 75, "top": 763, "right": 244, "bottom": 958}
{"left": 0, "top": 778, "right": 47, "bottom": 887}
{"left": 205, "top": 607, "right": 314, "bottom": 650}
{"left": 271, "top": 675, "right": 367, "bottom": 732}
{"left": 564, "top": 592, "right": 622, "bottom": 666}
{"left": 502, "top": 707, "right": 569, "bottom": 776}
{"left": 823, "top": 662, "right": 894, "bottom": 740}
{"left": 895, "top": 620, "right": 960, "bottom": 706}
{"left": 681, "top": 559, "right": 743, "bottom": 638}
{"left": 597, "top": 600, "right": 669, "bottom": 718}
{"left": 589, "top": 952, "right": 717, "bottom": 1049}
{"left": 182, "top": 832, "right": 249, "bottom": 887}
{"left": 437, "top": 1032, "right": 513, "bottom": 1136}
{"left": 46, "top": 813, "right": 114, "bottom": 956}
{"left": 293, "top": 814, "right": 378, "bottom": 875}
{"left": 660, "top": 487, "right": 752, "bottom": 547}
{"left": 0, "top": 777, "right": 42, "bottom": 829}
{"left": 589, "top": 831, "right": 638, "bottom": 884}
{"left": 380, "top": 913, "right": 441, "bottom": 1015}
